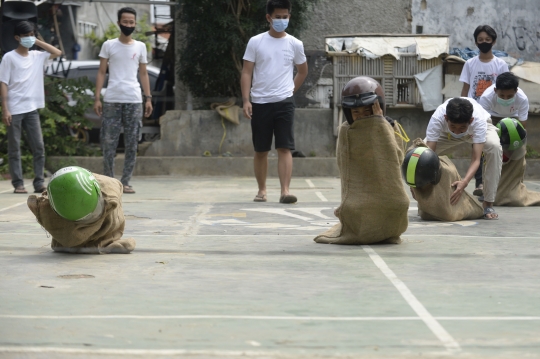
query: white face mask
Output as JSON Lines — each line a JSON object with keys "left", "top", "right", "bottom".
{"left": 449, "top": 130, "right": 468, "bottom": 139}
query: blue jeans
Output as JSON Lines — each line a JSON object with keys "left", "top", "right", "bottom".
{"left": 7, "top": 110, "right": 45, "bottom": 190}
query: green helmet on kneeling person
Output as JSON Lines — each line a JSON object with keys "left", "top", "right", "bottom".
{"left": 402, "top": 147, "right": 442, "bottom": 188}
{"left": 47, "top": 167, "right": 104, "bottom": 222}
{"left": 497, "top": 118, "right": 526, "bottom": 151}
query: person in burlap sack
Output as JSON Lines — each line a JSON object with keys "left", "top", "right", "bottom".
{"left": 404, "top": 139, "right": 484, "bottom": 221}
{"left": 494, "top": 118, "right": 540, "bottom": 206}
{"left": 315, "top": 77, "right": 409, "bottom": 245}
{"left": 27, "top": 166, "right": 135, "bottom": 254}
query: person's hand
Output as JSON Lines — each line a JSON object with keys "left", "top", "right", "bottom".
{"left": 144, "top": 100, "right": 153, "bottom": 118}
{"left": 2, "top": 109, "right": 12, "bottom": 126}
{"left": 94, "top": 99, "right": 102, "bottom": 117}
{"left": 243, "top": 101, "right": 252, "bottom": 120}
{"left": 450, "top": 180, "right": 468, "bottom": 205}
{"left": 372, "top": 99, "right": 383, "bottom": 116}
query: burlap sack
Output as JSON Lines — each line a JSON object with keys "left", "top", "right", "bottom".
{"left": 495, "top": 153, "right": 540, "bottom": 206}
{"left": 408, "top": 139, "right": 483, "bottom": 221}
{"left": 315, "top": 115, "right": 409, "bottom": 245}
{"left": 27, "top": 174, "right": 135, "bottom": 254}
{"left": 210, "top": 98, "right": 240, "bottom": 125}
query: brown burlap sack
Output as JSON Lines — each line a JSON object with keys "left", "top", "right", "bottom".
{"left": 27, "top": 174, "right": 135, "bottom": 254}
{"left": 315, "top": 115, "right": 409, "bottom": 245}
{"left": 210, "top": 98, "right": 240, "bottom": 125}
{"left": 495, "top": 155, "right": 540, "bottom": 206}
{"left": 408, "top": 139, "right": 483, "bottom": 221}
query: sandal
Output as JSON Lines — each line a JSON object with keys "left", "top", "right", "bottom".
{"left": 473, "top": 184, "right": 484, "bottom": 196}
{"left": 483, "top": 207, "right": 499, "bottom": 220}
{"left": 279, "top": 194, "right": 297, "bottom": 204}
{"left": 123, "top": 185, "right": 136, "bottom": 194}
{"left": 253, "top": 194, "right": 267, "bottom": 202}
{"left": 14, "top": 186, "right": 28, "bottom": 194}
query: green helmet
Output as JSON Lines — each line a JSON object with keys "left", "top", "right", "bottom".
{"left": 497, "top": 118, "right": 526, "bottom": 151}
{"left": 47, "top": 167, "right": 103, "bottom": 222}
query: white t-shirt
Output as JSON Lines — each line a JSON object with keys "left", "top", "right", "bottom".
{"left": 99, "top": 38, "right": 148, "bottom": 103}
{"left": 243, "top": 32, "right": 306, "bottom": 104}
{"left": 0, "top": 50, "right": 50, "bottom": 116}
{"left": 426, "top": 97, "right": 492, "bottom": 144}
{"left": 478, "top": 84, "right": 529, "bottom": 121}
{"left": 459, "top": 56, "right": 509, "bottom": 101}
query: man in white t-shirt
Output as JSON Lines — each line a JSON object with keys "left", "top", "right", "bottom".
{"left": 0, "top": 21, "right": 62, "bottom": 194}
{"left": 425, "top": 97, "right": 502, "bottom": 219}
{"left": 241, "top": 0, "right": 308, "bottom": 204}
{"left": 93, "top": 7, "right": 152, "bottom": 194}
{"left": 479, "top": 72, "right": 529, "bottom": 127}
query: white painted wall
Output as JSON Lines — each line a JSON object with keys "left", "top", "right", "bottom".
{"left": 412, "top": 0, "right": 540, "bottom": 61}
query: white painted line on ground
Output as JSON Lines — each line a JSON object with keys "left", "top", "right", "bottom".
{"left": 179, "top": 204, "right": 213, "bottom": 236}
{"left": 315, "top": 192, "right": 328, "bottom": 202}
{"left": 0, "top": 189, "right": 14, "bottom": 194}
{"left": 0, "top": 201, "right": 25, "bottom": 213}
{"left": 362, "top": 245, "right": 461, "bottom": 354}
{"left": 305, "top": 179, "right": 315, "bottom": 188}
{"left": 1, "top": 314, "right": 539, "bottom": 321}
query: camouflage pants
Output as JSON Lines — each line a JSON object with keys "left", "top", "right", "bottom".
{"left": 100, "top": 102, "right": 142, "bottom": 186}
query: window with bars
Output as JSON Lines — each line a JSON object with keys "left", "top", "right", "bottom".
{"left": 78, "top": 21, "right": 98, "bottom": 38}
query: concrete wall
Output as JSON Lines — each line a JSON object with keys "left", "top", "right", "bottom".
{"left": 145, "top": 109, "right": 336, "bottom": 157}
{"left": 299, "top": 0, "right": 412, "bottom": 51}
{"left": 411, "top": 0, "right": 540, "bottom": 61}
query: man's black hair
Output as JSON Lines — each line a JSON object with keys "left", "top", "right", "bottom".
{"left": 14, "top": 21, "right": 35, "bottom": 36}
{"left": 495, "top": 72, "right": 519, "bottom": 91}
{"left": 118, "top": 7, "right": 137, "bottom": 21}
{"left": 266, "top": 0, "right": 291, "bottom": 15}
{"left": 473, "top": 25, "right": 497, "bottom": 42}
{"left": 446, "top": 98, "right": 474, "bottom": 124}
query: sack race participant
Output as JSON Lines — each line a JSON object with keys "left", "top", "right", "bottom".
{"left": 404, "top": 139, "right": 484, "bottom": 221}
{"left": 27, "top": 167, "right": 135, "bottom": 254}
{"left": 494, "top": 118, "right": 540, "bottom": 206}
{"left": 315, "top": 77, "right": 409, "bottom": 245}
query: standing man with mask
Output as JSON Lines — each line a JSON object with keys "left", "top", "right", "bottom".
{"left": 459, "top": 25, "right": 509, "bottom": 198}
{"left": 94, "top": 7, "right": 152, "bottom": 194}
{"left": 241, "top": 0, "right": 308, "bottom": 204}
{"left": 0, "top": 21, "right": 62, "bottom": 194}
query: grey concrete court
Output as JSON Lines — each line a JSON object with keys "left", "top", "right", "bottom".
{"left": 0, "top": 176, "right": 539, "bottom": 359}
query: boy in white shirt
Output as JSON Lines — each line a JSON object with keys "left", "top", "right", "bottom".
{"left": 479, "top": 72, "right": 529, "bottom": 128}
{"left": 241, "top": 0, "right": 308, "bottom": 204}
{"left": 425, "top": 97, "right": 502, "bottom": 219}
{"left": 0, "top": 21, "right": 62, "bottom": 194}
{"left": 93, "top": 7, "right": 153, "bottom": 194}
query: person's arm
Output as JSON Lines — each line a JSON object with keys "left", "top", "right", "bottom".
{"left": 35, "top": 39, "right": 62, "bottom": 59}
{"left": 293, "top": 61, "right": 308, "bottom": 93}
{"left": 241, "top": 60, "right": 255, "bottom": 119}
{"left": 460, "top": 83, "right": 470, "bottom": 97}
{"left": 450, "top": 142, "right": 484, "bottom": 205}
{"left": 93, "top": 57, "right": 108, "bottom": 116}
{"left": 139, "top": 63, "right": 153, "bottom": 118}
{"left": 426, "top": 141, "right": 437, "bottom": 152}
{"left": 1, "top": 82, "right": 11, "bottom": 126}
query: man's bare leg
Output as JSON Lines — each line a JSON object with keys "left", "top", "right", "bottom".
{"left": 254, "top": 151, "right": 269, "bottom": 197}
{"left": 277, "top": 148, "right": 293, "bottom": 196}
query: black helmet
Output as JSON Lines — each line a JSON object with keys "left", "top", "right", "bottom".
{"left": 341, "top": 76, "right": 386, "bottom": 124}
{"left": 497, "top": 118, "right": 526, "bottom": 151}
{"left": 402, "top": 147, "right": 442, "bottom": 188}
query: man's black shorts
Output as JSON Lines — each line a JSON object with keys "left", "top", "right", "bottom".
{"left": 251, "top": 96, "right": 295, "bottom": 152}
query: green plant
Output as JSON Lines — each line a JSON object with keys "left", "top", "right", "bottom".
{"left": 178, "top": 0, "right": 319, "bottom": 100}
{"left": 309, "top": 150, "right": 316, "bottom": 157}
{"left": 526, "top": 145, "right": 540, "bottom": 159}
{"left": 0, "top": 76, "right": 100, "bottom": 177}
{"left": 86, "top": 14, "right": 153, "bottom": 53}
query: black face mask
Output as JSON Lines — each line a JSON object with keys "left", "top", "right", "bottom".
{"left": 119, "top": 24, "right": 135, "bottom": 36}
{"left": 477, "top": 42, "right": 493, "bottom": 54}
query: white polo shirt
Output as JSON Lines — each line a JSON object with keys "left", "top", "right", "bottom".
{"left": 426, "top": 97, "right": 492, "bottom": 144}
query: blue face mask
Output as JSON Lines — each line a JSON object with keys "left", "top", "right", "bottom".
{"left": 20, "top": 36, "right": 36, "bottom": 48}
{"left": 272, "top": 19, "right": 289, "bottom": 33}
{"left": 497, "top": 96, "right": 515, "bottom": 107}
{"left": 449, "top": 131, "right": 468, "bottom": 139}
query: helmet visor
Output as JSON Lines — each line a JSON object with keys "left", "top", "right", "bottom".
{"left": 342, "top": 92, "right": 379, "bottom": 109}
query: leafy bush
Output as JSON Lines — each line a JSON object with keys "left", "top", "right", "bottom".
{"left": 178, "top": 0, "right": 319, "bottom": 100}
{"left": 0, "top": 76, "right": 100, "bottom": 178}
{"left": 86, "top": 14, "right": 153, "bottom": 53}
